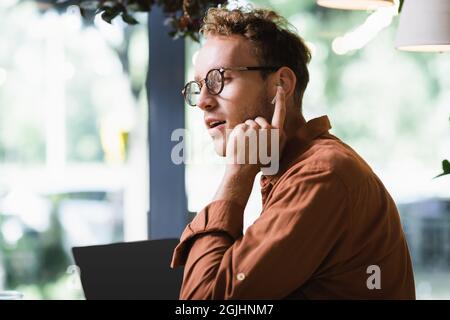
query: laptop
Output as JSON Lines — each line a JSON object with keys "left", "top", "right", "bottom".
{"left": 72, "top": 239, "right": 183, "bottom": 300}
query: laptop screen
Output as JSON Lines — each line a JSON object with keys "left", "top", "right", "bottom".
{"left": 72, "top": 239, "right": 183, "bottom": 300}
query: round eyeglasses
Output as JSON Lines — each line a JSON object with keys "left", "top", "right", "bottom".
{"left": 182, "top": 66, "right": 280, "bottom": 107}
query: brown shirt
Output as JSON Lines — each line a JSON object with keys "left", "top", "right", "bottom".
{"left": 171, "top": 115, "right": 416, "bottom": 299}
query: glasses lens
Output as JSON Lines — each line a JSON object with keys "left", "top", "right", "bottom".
{"left": 206, "top": 69, "right": 223, "bottom": 95}
{"left": 184, "top": 81, "right": 201, "bottom": 106}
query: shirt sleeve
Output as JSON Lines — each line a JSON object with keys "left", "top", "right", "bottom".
{"left": 170, "top": 167, "right": 349, "bottom": 299}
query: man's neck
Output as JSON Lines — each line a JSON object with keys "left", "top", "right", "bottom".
{"left": 284, "top": 112, "right": 306, "bottom": 140}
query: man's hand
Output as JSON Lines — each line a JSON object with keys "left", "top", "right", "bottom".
{"left": 212, "top": 85, "right": 287, "bottom": 207}
{"left": 225, "top": 85, "right": 287, "bottom": 177}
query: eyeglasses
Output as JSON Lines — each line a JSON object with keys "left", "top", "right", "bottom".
{"left": 182, "top": 66, "right": 280, "bottom": 107}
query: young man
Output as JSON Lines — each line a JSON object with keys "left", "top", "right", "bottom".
{"left": 170, "top": 7, "right": 416, "bottom": 299}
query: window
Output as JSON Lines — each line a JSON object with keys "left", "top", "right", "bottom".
{"left": 0, "top": 1, "right": 149, "bottom": 299}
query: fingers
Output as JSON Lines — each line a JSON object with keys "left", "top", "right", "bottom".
{"left": 254, "top": 117, "right": 270, "bottom": 129}
{"left": 234, "top": 123, "right": 249, "bottom": 130}
{"left": 244, "top": 119, "right": 261, "bottom": 130}
{"left": 241, "top": 117, "right": 275, "bottom": 130}
{"left": 271, "top": 85, "right": 286, "bottom": 129}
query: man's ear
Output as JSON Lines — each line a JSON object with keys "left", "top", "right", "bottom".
{"left": 270, "top": 67, "right": 297, "bottom": 99}
{"left": 266, "top": 67, "right": 296, "bottom": 106}
{"left": 273, "top": 66, "right": 297, "bottom": 100}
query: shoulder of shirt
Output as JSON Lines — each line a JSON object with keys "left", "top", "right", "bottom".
{"left": 278, "top": 133, "right": 375, "bottom": 192}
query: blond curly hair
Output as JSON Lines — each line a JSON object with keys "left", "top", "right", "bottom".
{"left": 200, "top": 7, "right": 311, "bottom": 108}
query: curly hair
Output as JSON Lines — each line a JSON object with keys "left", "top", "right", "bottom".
{"left": 200, "top": 7, "right": 311, "bottom": 109}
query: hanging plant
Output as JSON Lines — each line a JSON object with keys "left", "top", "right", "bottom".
{"left": 34, "top": 0, "right": 228, "bottom": 41}
{"left": 435, "top": 159, "right": 450, "bottom": 178}
{"left": 398, "top": 0, "right": 404, "bottom": 13}
{"left": 434, "top": 116, "right": 450, "bottom": 178}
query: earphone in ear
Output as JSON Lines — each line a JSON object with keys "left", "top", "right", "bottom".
{"left": 271, "top": 83, "right": 282, "bottom": 104}
{"left": 271, "top": 94, "right": 277, "bottom": 105}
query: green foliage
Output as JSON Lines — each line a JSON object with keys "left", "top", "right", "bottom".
{"left": 434, "top": 159, "right": 450, "bottom": 179}
{"left": 33, "top": 0, "right": 228, "bottom": 41}
{"left": 0, "top": 201, "right": 69, "bottom": 296}
{"left": 399, "top": 0, "right": 404, "bottom": 13}
{"left": 435, "top": 116, "right": 450, "bottom": 179}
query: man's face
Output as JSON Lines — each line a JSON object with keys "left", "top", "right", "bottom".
{"left": 194, "top": 35, "right": 274, "bottom": 156}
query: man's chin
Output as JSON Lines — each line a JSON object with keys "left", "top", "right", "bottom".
{"left": 213, "top": 139, "right": 226, "bottom": 157}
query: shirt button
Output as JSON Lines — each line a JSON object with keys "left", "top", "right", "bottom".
{"left": 237, "top": 273, "right": 245, "bottom": 281}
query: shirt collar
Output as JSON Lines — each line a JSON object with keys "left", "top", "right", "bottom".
{"left": 260, "top": 115, "right": 332, "bottom": 188}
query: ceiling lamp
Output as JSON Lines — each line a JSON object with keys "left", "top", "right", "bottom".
{"left": 317, "top": 0, "right": 395, "bottom": 10}
{"left": 395, "top": 0, "right": 450, "bottom": 52}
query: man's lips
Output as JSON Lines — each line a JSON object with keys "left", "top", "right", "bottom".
{"left": 205, "top": 117, "right": 227, "bottom": 129}
{"left": 208, "top": 122, "right": 226, "bottom": 134}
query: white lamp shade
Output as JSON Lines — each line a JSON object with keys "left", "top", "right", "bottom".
{"left": 396, "top": 0, "right": 450, "bottom": 52}
{"left": 317, "top": 0, "right": 394, "bottom": 10}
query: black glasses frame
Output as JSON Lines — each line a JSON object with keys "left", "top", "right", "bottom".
{"left": 182, "top": 66, "right": 280, "bottom": 107}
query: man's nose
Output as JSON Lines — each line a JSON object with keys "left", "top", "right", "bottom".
{"left": 196, "top": 85, "right": 217, "bottom": 111}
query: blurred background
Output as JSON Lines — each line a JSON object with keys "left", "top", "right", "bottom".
{"left": 0, "top": 0, "right": 449, "bottom": 299}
